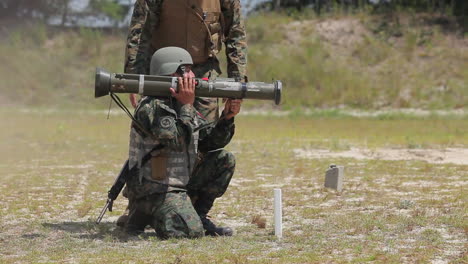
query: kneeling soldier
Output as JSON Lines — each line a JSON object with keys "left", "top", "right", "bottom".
{"left": 125, "top": 47, "right": 241, "bottom": 238}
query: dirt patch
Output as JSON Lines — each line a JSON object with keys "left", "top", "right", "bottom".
{"left": 315, "top": 18, "right": 368, "bottom": 47}
{"left": 294, "top": 147, "right": 468, "bottom": 165}
{"left": 283, "top": 18, "right": 368, "bottom": 47}
{"left": 283, "top": 20, "right": 315, "bottom": 45}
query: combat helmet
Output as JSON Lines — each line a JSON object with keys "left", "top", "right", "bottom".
{"left": 150, "top": 47, "right": 193, "bottom": 76}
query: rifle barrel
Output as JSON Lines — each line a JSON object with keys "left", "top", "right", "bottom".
{"left": 95, "top": 199, "right": 112, "bottom": 224}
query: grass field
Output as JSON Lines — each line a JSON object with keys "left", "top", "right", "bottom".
{"left": 0, "top": 108, "right": 466, "bottom": 263}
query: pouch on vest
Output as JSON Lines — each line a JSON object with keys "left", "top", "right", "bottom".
{"left": 151, "top": 155, "right": 168, "bottom": 181}
{"left": 209, "top": 22, "right": 222, "bottom": 53}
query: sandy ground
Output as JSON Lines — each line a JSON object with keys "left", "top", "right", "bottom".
{"left": 0, "top": 111, "right": 466, "bottom": 263}
{"left": 293, "top": 147, "right": 468, "bottom": 165}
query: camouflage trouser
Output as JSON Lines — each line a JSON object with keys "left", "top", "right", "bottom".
{"left": 126, "top": 192, "right": 204, "bottom": 239}
{"left": 188, "top": 149, "right": 236, "bottom": 216}
{"left": 125, "top": 149, "right": 235, "bottom": 236}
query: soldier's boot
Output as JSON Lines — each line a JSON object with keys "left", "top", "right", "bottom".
{"left": 125, "top": 203, "right": 150, "bottom": 235}
{"left": 117, "top": 196, "right": 135, "bottom": 228}
{"left": 116, "top": 207, "right": 129, "bottom": 228}
{"left": 193, "top": 194, "right": 233, "bottom": 236}
{"left": 117, "top": 186, "right": 131, "bottom": 228}
{"left": 200, "top": 215, "right": 233, "bottom": 236}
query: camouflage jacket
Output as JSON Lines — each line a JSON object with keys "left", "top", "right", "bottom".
{"left": 124, "top": 0, "right": 247, "bottom": 78}
{"left": 127, "top": 96, "right": 235, "bottom": 199}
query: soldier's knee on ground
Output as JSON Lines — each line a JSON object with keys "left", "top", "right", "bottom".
{"left": 153, "top": 192, "right": 204, "bottom": 239}
{"left": 154, "top": 209, "right": 204, "bottom": 239}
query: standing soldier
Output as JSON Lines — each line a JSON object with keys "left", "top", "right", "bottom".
{"left": 119, "top": 0, "right": 247, "bottom": 236}
{"left": 125, "top": 0, "right": 247, "bottom": 120}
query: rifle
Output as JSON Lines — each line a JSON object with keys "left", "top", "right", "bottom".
{"left": 96, "top": 160, "right": 130, "bottom": 224}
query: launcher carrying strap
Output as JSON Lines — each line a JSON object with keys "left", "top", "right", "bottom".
{"left": 110, "top": 93, "right": 156, "bottom": 139}
{"left": 110, "top": 92, "right": 215, "bottom": 137}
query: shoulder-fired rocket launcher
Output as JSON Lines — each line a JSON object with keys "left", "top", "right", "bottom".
{"left": 95, "top": 68, "right": 282, "bottom": 105}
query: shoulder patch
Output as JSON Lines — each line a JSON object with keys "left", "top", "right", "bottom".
{"left": 160, "top": 116, "right": 175, "bottom": 128}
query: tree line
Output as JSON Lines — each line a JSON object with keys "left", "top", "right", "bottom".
{"left": 1, "top": 0, "right": 466, "bottom": 25}
{"left": 262, "top": 0, "right": 467, "bottom": 17}
{"left": 0, "top": 0, "right": 126, "bottom": 25}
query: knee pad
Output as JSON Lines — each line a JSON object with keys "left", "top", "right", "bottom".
{"left": 215, "top": 150, "right": 236, "bottom": 170}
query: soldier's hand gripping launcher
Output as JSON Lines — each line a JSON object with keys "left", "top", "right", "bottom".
{"left": 95, "top": 68, "right": 282, "bottom": 105}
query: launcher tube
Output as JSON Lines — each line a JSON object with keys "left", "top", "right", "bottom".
{"left": 95, "top": 68, "right": 282, "bottom": 105}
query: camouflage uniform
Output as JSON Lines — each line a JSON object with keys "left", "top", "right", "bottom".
{"left": 125, "top": 96, "right": 236, "bottom": 238}
{"left": 119, "top": 0, "right": 246, "bottom": 233}
{"left": 124, "top": 0, "right": 247, "bottom": 120}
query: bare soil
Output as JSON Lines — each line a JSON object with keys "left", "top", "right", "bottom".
{"left": 294, "top": 147, "right": 468, "bottom": 165}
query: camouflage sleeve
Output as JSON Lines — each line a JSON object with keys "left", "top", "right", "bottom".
{"left": 179, "top": 104, "right": 197, "bottom": 127}
{"left": 221, "top": 0, "right": 247, "bottom": 79}
{"left": 136, "top": 99, "right": 196, "bottom": 148}
{"left": 124, "top": 0, "right": 159, "bottom": 74}
{"left": 197, "top": 116, "right": 235, "bottom": 153}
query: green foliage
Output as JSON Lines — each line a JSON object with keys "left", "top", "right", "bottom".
{"left": 403, "top": 30, "right": 419, "bottom": 59}
{"left": 353, "top": 35, "right": 391, "bottom": 65}
{"left": 0, "top": 24, "right": 126, "bottom": 108}
{"left": 247, "top": 26, "right": 376, "bottom": 108}
{"left": 397, "top": 200, "right": 415, "bottom": 209}
{"left": 247, "top": 11, "right": 467, "bottom": 109}
{"left": 260, "top": 0, "right": 467, "bottom": 20}
{"left": 90, "top": 0, "right": 126, "bottom": 20}
{"left": 78, "top": 27, "right": 103, "bottom": 57}
{"left": 369, "top": 18, "right": 404, "bottom": 39}
{"left": 0, "top": 10, "right": 467, "bottom": 110}
{"left": 7, "top": 22, "right": 48, "bottom": 48}
{"left": 0, "top": 0, "right": 64, "bottom": 19}
{"left": 420, "top": 229, "right": 443, "bottom": 244}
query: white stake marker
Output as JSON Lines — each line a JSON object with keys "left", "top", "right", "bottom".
{"left": 274, "top": 188, "right": 282, "bottom": 239}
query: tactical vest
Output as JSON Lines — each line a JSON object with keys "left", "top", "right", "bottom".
{"left": 151, "top": 0, "right": 223, "bottom": 64}
{"left": 147, "top": 130, "right": 199, "bottom": 189}
{"left": 127, "top": 96, "right": 206, "bottom": 197}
